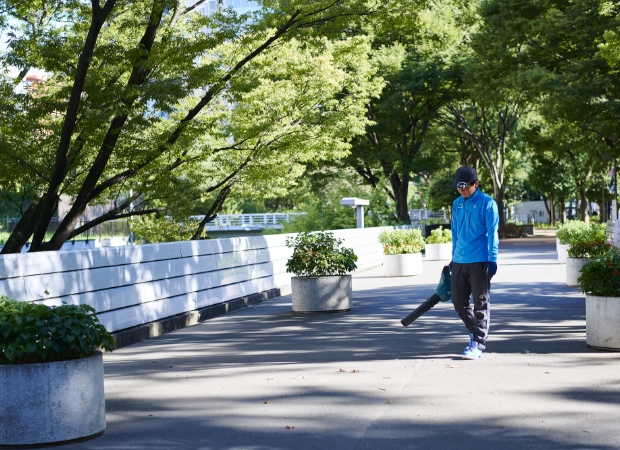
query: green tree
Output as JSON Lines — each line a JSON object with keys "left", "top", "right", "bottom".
{"left": 346, "top": 0, "right": 471, "bottom": 224}
{"left": 0, "top": 0, "right": 383, "bottom": 253}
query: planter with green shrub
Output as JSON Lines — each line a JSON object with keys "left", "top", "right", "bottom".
{"left": 556, "top": 220, "right": 590, "bottom": 262}
{"left": 286, "top": 231, "right": 357, "bottom": 312}
{"left": 0, "top": 297, "right": 114, "bottom": 446}
{"left": 564, "top": 224, "right": 608, "bottom": 285}
{"left": 578, "top": 250, "right": 620, "bottom": 350}
{"left": 424, "top": 227, "right": 452, "bottom": 261}
{"left": 378, "top": 228, "right": 425, "bottom": 276}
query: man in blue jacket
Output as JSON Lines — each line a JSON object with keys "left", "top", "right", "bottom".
{"left": 450, "top": 166, "right": 499, "bottom": 360}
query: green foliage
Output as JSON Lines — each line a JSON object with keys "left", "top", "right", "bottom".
{"left": 578, "top": 251, "right": 620, "bottom": 297}
{"left": 425, "top": 226, "right": 452, "bottom": 244}
{"left": 0, "top": 0, "right": 384, "bottom": 252}
{"left": 129, "top": 216, "right": 206, "bottom": 244}
{"left": 564, "top": 223, "right": 607, "bottom": 247}
{"left": 568, "top": 241, "right": 613, "bottom": 259}
{"left": 285, "top": 232, "right": 358, "bottom": 277}
{"left": 0, "top": 297, "right": 114, "bottom": 365}
{"left": 424, "top": 170, "right": 459, "bottom": 212}
{"left": 378, "top": 228, "right": 425, "bottom": 254}
{"left": 556, "top": 221, "right": 590, "bottom": 245}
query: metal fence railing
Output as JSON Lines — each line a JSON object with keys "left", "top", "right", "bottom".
{"left": 0, "top": 218, "right": 130, "bottom": 245}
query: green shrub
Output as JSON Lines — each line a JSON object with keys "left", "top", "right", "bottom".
{"left": 498, "top": 223, "right": 526, "bottom": 238}
{"left": 425, "top": 227, "right": 452, "bottom": 244}
{"left": 285, "top": 231, "right": 358, "bottom": 277}
{"left": 565, "top": 223, "right": 607, "bottom": 246}
{"left": 0, "top": 297, "right": 114, "bottom": 364}
{"left": 378, "top": 228, "right": 425, "bottom": 255}
{"left": 567, "top": 241, "right": 612, "bottom": 259}
{"left": 129, "top": 215, "right": 205, "bottom": 243}
{"left": 578, "top": 251, "right": 620, "bottom": 297}
{"left": 556, "top": 220, "right": 589, "bottom": 245}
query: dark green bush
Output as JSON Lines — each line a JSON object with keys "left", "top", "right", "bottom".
{"left": 285, "top": 231, "right": 357, "bottom": 277}
{"left": 0, "top": 297, "right": 114, "bottom": 364}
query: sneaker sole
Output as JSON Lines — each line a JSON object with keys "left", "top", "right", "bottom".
{"left": 461, "top": 353, "right": 482, "bottom": 360}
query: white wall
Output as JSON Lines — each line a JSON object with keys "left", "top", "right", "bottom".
{"left": 0, "top": 228, "right": 387, "bottom": 333}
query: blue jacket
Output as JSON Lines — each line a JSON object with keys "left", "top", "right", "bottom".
{"left": 451, "top": 188, "right": 499, "bottom": 263}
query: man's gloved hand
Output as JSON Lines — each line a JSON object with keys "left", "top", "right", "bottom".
{"left": 485, "top": 261, "right": 497, "bottom": 278}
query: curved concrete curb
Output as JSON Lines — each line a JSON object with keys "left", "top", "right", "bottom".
{"left": 566, "top": 257, "right": 588, "bottom": 287}
{"left": 0, "top": 351, "right": 105, "bottom": 446}
{"left": 586, "top": 295, "right": 620, "bottom": 351}
{"left": 425, "top": 243, "right": 451, "bottom": 261}
{"left": 292, "top": 276, "right": 352, "bottom": 312}
{"left": 383, "top": 253, "right": 423, "bottom": 277}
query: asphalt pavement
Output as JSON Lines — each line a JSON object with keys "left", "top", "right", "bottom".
{"left": 55, "top": 235, "right": 620, "bottom": 450}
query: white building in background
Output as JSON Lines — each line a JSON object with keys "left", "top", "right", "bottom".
{"left": 513, "top": 200, "right": 601, "bottom": 224}
{"left": 188, "top": 0, "right": 259, "bottom": 15}
{"left": 513, "top": 201, "right": 549, "bottom": 224}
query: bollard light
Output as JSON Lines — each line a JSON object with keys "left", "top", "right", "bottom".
{"left": 340, "top": 198, "right": 370, "bottom": 228}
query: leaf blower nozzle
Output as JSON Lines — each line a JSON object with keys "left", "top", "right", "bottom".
{"left": 400, "top": 265, "right": 451, "bottom": 327}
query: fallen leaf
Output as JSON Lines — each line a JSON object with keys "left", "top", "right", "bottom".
{"left": 285, "top": 426, "right": 294, "bottom": 430}
{"left": 378, "top": 388, "right": 386, "bottom": 391}
{"left": 352, "top": 370, "right": 361, "bottom": 373}
{"left": 264, "top": 401, "right": 269, "bottom": 404}
{"left": 544, "top": 372, "right": 550, "bottom": 374}
{"left": 267, "top": 378, "right": 273, "bottom": 380}
{"left": 386, "top": 400, "right": 393, "bottom": 404}
{"left": 339, "top": 369, "right": 346, "bottom": 372}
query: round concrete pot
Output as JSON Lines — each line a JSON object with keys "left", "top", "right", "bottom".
{"left": 383, "top": 253, "right": 423, "bottom": 277}
{"left": 292, "top": 275, "right": 352, "bottom": 312}
{"left": 0, "top": 351, "right": 106, "bottom": 446}
{"left": 566, "top": 257, "right": 588, "bottom": 287}
{"left": 586, "top": 295, "right": 620, "bottom": 351}
{"left": 424, "top": 243, "right": 452, "bottom": 261}
{"left": 557, "top": 243, "right": 569, "bottom": 263}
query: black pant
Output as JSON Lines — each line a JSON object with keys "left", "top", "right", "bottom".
{"left": 451, "top": 262, "right": 490, "bottom": 350}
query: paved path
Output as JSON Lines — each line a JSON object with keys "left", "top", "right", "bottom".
{"left": 60, "top": 237, "right": 620, "bottom": 450}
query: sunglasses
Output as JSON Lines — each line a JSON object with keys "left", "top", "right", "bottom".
{"left": 456, "top": 181, "right": 475, "bottom": 189}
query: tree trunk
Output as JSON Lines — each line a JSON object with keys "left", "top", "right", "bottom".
{"left": 549, "top": 194, "right": 556, "bottom": 225}
{"left": 492, "top": 184, "right": 505, "bottom": 225}
{"left": 558, "top": 195, "right": 566, "bottom": 223}
{"left": 0, "top": 201, "right": 39, "bottom": 254}
{"left": 388, "top": 172, "right": 411, "bottom": 224}
{"left": 579, "top": 189, "right": 588, "bottom": 222}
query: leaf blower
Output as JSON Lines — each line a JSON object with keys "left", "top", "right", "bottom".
{"left": 401, "top": 265, "right": 451, "bottom": 327}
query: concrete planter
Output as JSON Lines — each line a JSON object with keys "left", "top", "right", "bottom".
{"left": 557, "top": 243, "right": 569, "bottom": 263}
{"left": 586, "top": 295, "right": 620, "bottom": 351}
{"left": 566, "top": 257, "right": 588, "bottom": 287}
{"left": 0, "top": 351, "right": 106, "bottom": 446}
{"left": 425, "top": 243, "right": 452, "bottom": 261}
{"left": 383, "top": 253, "right": 423, "bottom": 277}
{"left": 292, "top": 275, "right": 352, "bottom": 312}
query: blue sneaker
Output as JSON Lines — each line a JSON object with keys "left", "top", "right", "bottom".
{"left": 464, "top": 332, "right": 474, "bottom": 352}
{"left": 462, "top": 341, "right": 483, "bottom": 360}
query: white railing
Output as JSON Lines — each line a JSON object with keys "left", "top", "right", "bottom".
{"left": 205, "top": 213, "right": 305, "bottom": 227}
